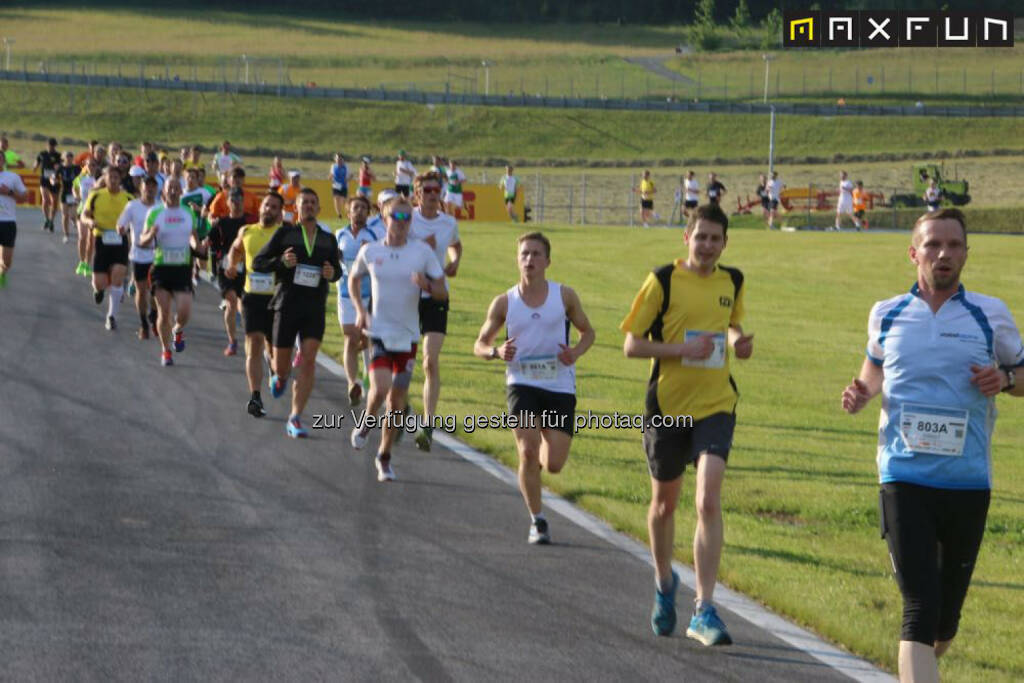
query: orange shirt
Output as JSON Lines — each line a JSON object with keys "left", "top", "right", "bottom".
{"left": 208, "top": 189, "right": 262, "bottom": 223}
{"left": 852, "top": 188, "right": 868, "bottom": 212}
{"left": 279, "top": 184, "right": 301, "bottom": 221}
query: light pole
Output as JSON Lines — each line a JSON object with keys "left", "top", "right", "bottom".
{"left": 762, "top": 53, "right": 775, "bottom": 104}
{"left": 2, "top": 37, "right": 14, "bottom": 71}
{"left": 481, "top": 60, "right": 491, "bottom": 96}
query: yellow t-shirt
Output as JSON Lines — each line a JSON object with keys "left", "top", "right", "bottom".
{"left": 640, "top": 179, "right": 655, "bottom": 200}
{"left": 86, "top": 187, "right": 134, "bottom": 236}
{"left": 240, "top": 223, "right": 281, "bottom": 294}
{"left": 619, "top": 261, "right": 745, "bottom": 421}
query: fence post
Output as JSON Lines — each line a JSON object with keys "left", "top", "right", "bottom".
{"left": 881, "top": 65, "right": 885, "bottom": 93}
{"left": 568, "top": 185, "right": 574, "bottom": 225}
{"left": 855, "top": 65, "right": 858, "bottom": 95}
{"left": 581, "top": 174, "right": 586, "bottom": 225}
{"left": 629, "top": 174, "right": 635, "bottom": 228}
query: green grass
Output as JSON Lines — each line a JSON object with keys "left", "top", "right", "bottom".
{"left": 323, "top": 223, "right": 1024, "bottom": 680}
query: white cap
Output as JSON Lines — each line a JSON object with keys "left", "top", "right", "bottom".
{"left": 376, "top": 189, "right": 397, "bottom": 205}
{"left": 129, "top": 165, "right": 146, "bottom": 178}
{"left": 288, "top": 170, "right": 301, "bottom": 178}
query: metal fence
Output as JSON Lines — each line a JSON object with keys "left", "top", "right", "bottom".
{"left": 3, "top": 62, "right": 1023, "bottom": 118}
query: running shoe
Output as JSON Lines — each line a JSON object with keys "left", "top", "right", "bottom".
{"left": 350, "top": 425, "right": 368, "bottom": 450}
{"left": 415, "top": 425, "right": 434, "bottom": 452}
{"left": 161, "top": 350, "right": 173, "bottom": 367}
{"left": 105, "top": 316, "right": 117, "bottom": 331}
{"left": 269, "top": 374, "right": 287, "bottom": 399}
{"left": 0, "top": 272, "right": 6, "bottom": 289}
{"left": 286, "top": 415, "right": 308, "bottom": 439}
{"left": 651, "top": 570, "right": 680, "bottom": 636}
{"left": 173, "top": 329, "right": 185, "bottom": 352}
{"left": 247, "top": 397, "right": 267, "bottom": 418}
{"left": 348, "top": 382, "right": 363, "bottom": 407}
{"left": 217, "top": 300, "right": 227, "bottom": 312}
{"left": 224, "top": 340, "right": 238, "bottom": 356}
{"left": 686, "top": 603, "right": 733, "bottom": 646}
{"left": 93, "top": 289, "right": 104, "bottom": 305}
{"left": 62, "top": 234, "right": 69, "bottom": 244}
{"left": 75, "top": 261, "right": 85, "bottom": 276}
{"left": 83, "top": 264, "right": 93, "bottom": 277}
{"left": 528, "top": 517, "right": 551, "bottom": 545}
{"left": 375, "top": 454, "right": 395, "bottom": 482}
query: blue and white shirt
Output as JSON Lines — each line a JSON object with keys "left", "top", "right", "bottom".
{"left": 867, "top": 283, "right": 1024, "bottom": 490}
{"left": 331, "top": 163, "right": 349, "bottom": 193}
{"left": 336, "top": 223, "right": 381, "bottom": 300}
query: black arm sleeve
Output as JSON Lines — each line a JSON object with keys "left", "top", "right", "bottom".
{"left": 326, "top": 234, "right": 342, "bottom": 283}
{"left": 251, "top": 226, "right": 286, "bottom": 274}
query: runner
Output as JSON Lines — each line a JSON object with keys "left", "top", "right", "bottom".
{"left": 33, "top": 138, "right": 62, "bottom": 233}
{"left": 138, "top": 180, "right": 201, "bottom": 366}
{"left": 208, "top": 167, "right": 260, "bottom": 222}
{"left": 143, "top": 153, "right": 165, "bottom": 195}
{"left": 924, "top": 178, "right": 942, "bottom": 212}
{"left": 0, "top": 152, "right": 28, "bottom": 289}
{"left": 409, "top": 171, "right": 463, "bottom": 452}
{"left": 133, "top": 141, "right": 153, "bottom": 169}
{"left": 226, "top": 192, "right": 285, "bottom": 418}
{"left": 181, "top": 167, "right": 215, "bottom": 286}
{"left": 852, "top": 180, "right": 870, "bottom": 230}
{"left": 755, "top": 173, "right": 770, "bottom": 227}
{"left": 706, "top": 172, "right": 726, "bottom": 206}
{"left": 330, "top": 153, "right": 349, "bottom": 219}
{"left": 280, "top": 171, "right": 302, "bottom": 223}
{"left": 336, "top": 195, "right": 381, "bottom": 405}
{"left": 57, "top": 151, "right": 80, "bottom": 244}
{"left": 357, "top": 158, "right": 375, "bottom": 199}
{"left": 348, "top": 196, "right": 446, "bottom": 481}
{"left": 620, "top": 203, "right": 753, "bottom": 644}
{"left": 212, "top": 140, "right": 241, "bottom": 184}
{"left": 116, "top": 153, "right": 136, "bottom": 194}
{"left": 635, "top": 169, "right": 656, "bottom": 227}
{"left": 767, "top": 171, "right": 784, "bottom": 230}
{"left": 834, "top": 170, "right": 862, "bottom": 231}
{"left": 500, "top": 165, "right": 520, "bottom": 222}
{"left": 444, "top": 159, "right": 467, "bottom": 216}
{"left": 73, "top": 156, "right": 101, "bottom": 277}
{"left": 1, "top": 134, "right": 25, "bottom": 168}
{"left": 81, "top": 164, "right": 134, "bottom": 330}
{"left": 74, "top": 140, "right": 100, "bottom": 168}
{"left": 268, "top": 156, "right": 285, "bottom": 190}
{"left": 394, "top": 150, "right": 416, "bottom": 197}
{"left": 251, "top": 188, "right": 342, "bottom": 438}
{"left": 116, "top": 176, "right": 160, "bottom": 339}
{"left": 683, "top": 170, "right": 700, "bottom": 220}
{"left": 473, "top": 232, "right": 595, "bottom": 543}
{"left": 208, "top": 190, "right": 247, "bottom": 355}
{"left": 841, "top": 208, "right": 1023, "bottom": 682}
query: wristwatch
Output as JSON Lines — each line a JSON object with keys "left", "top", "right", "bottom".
{"left": 490, "top": 346, "right": 499, "bottom": 360}
{"left": 1002, "top": 368, "right": 1016, "bottom": 393}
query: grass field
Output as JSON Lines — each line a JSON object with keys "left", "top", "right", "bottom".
{"left": 315, "top": 222, "right": 1023, "bottom": 681}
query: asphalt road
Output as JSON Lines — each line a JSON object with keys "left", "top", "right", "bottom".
{"left": 0, "top": 209, "right": 883, "bottom": 681}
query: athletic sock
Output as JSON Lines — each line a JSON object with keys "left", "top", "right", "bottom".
{"left": 694, "top": 599, "right": 712, "bottom": 614}
{"left": 108, "top": 286, "right": 123, "bottom": 318}
{"left": 251, "top": 390, "right": 261, "bottom": 401}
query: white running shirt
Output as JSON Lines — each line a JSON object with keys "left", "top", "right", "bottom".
{"left": 410, "top": 209, "right": 459, "bottom": 297}
{"left": 118, "top": 198, "right": 161, "bottom": 264}
{"left": 685, "top": 178, "right": 700, "bottom": 202}
{"left": 395, "top": 159, "right": 417, "bottom": 186}
{"left": 505, "top": 281, "right": 576, "bottom": 394}
{"left": 0, "top": 171, "right": 27, "bottom": 221}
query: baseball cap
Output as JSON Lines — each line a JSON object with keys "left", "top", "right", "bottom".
{"left": 288, "top": 170, "right": 301, "bottom": 178}
{"left": 129, "top": 165, "right": 146, "bottom": 178}
{"left": 376, "top": 189, "right": 397, "bottom": 205}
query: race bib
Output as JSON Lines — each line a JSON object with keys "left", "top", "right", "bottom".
{"left": 294, "top": 263, "right": 321, "bottom": 287}
{"left": 899, "top": 404, "right": 968, "bottom": 457}
{"left": 248, "top": 272, "right": 274, "bottom": 294}
{"left": 100, "top": 230, "right": 124, "bottom": 246}
{"left": 381, "top": 333, "right": 412, "bottom": 353}
{"left": 520, "top": 355, "right": 559, "bottom": 381}
{"left": 332, "top": 182, "right": 343, "bottom": 191}
{"left": 161, "top": 247, "right": 189, "bottom": 265}
{"left": 681, "top": 330, "right": 726, "bottom": 369}
{"left": 44, "top": 169, "right": 56, "bottom": 181}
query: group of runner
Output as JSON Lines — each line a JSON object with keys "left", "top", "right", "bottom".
{"left": 3, "top": 136, "right": 1021, "bottom": 680}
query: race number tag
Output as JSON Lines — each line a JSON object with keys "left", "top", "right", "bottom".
{"left": 520, "top": 355, "right": 558, "bottom": 381}
{"left": 899, "top": 403, "right": 968, "bottom": 457}
{"left": 332, "top": 182, "right": 343, "bottom": 191}
{"left": 681, "top": 330, "right": 726, "bottom": 369}
{"left": 100, "top": 230, "right": 123, "bottom": 246}
{"left": 381, "top": 334, "right": 412, "bottom": 353}
{"left": 248, "top": 272, "right": 274, "bottom": 294}
{"left": 161, "top": 247, "right": 188, "bottom": 265}
{"left": 293, "top": 263, "right": 321, "bottom": 287}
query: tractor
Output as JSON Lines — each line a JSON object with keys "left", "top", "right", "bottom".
{"left": 889, "top": 163, "right": 970, "bottom": 208}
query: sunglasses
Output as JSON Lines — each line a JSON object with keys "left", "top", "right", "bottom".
{"left": 391, "top": 212, "right": 412, "bottom": 222}
{"left": 420, "top": 187, "right": 441, "bottom": 194}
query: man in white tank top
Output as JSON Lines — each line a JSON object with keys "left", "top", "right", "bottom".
{"left": 834, "top": 169, "right": 861, "bottom": 231}
{"left": 474, "top": 232, "right": 595, "bottom": 544}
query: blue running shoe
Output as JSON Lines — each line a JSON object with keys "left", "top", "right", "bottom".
{"left": 686, "top": 603, "right": 733, "bottom": 646}
{"left": 173, "top": 328, "right": 186, "bottom": 352}
{"left": 651, "top": 570, "right": 679, "bottom": 636}
{"left": 269, "top": 374, "right": 287, "bottom": 399}
{"left": 286, "top": 415, "right": 308, "bottom": 438}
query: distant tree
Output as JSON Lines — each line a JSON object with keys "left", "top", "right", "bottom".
{"left": 694, "top": 0, "right": 715, "bottom": 27}
{"left": 761, "top": 8, "right": 783, "bottom": 49}
{"left": 731, "top": 0, "right": 751, "bottom": 29}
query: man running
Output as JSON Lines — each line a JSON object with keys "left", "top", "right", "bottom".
{"left": 226, "top": 192, "right": 285, "bottom": 418}
{"left": 208, "top": 167, "right": 260, "bottom": 223}
{"left": 924, "top": 178, "right": 942, "bottom": 212}
{"left": 500, "top": 165, "right": 520, "bottom": 222}
{"left": 636, "top": 170, "right": 656, "bottom": 227}
{"left": 841, "top": 208, "right": 1023, "bottom": 682}
{"left": 683, "top": 170, "right": 700, "bottom": 220}
{"left": 57, "top": 151, "right": 80, "bottom": 244}
{"left": 138, "top": 180, "right": 200, "bottom": 366}
{"left": 444, "top": 159, "right": 467, "bottom": 216}
{"left": 1, "top": 134, "right": 25, "bottom": 168}
{"left": 117, "top": 176, "right": 160, "bottom": 339}
{"left": 394, "top": 150, "right": 416, "bottom": 198}
{"left": 0, "top": 152, "right": 28, "bottom": 289}
{"left": 357, "top": 158, "right": 375, "bottom": 200}
{"left": 706, "top": 172, "right": 726, "bottom": 206}
{"left": 82, "top": 164, "right": 134, "bottom": 330}
{"left": 473, "top": 232, "right": 595, "bottom": 543}
{"left": 834, "top": 170, "right": 861, "bottom": 231}
{"left": 852, "top": 180, "right": 870, "bottom": 230}
{"left": 348, "top": 197, "right": 446, "bottom": 481}
{"left": 280, "top": 171, "right": 302, "bottom": 223}
{"left": 252, "top": 188, "right": 342, "bottom": 438}
{"left": 33, "top": 138, "right": 62, "bottom": 233}
{"left": 212, "top": 140, "right": 241, "bottom": 184}
{"left": 330, "top": 153, "right": 349, "bottom": 219}
{"left": 767, "top": 171, "right": 784, "bottom": 230}
{"left": 73, "top": 156, "right": 101, "bottom": 277}
{"left": 620, "top": 203, "right": 753, "bottom": 644}
{"left": 408, "top": 171, "right": 463, "bottom": 451}
{"left": 208, "top": 190, "right": 247, "bottom": 355}
{"left": 336, "top": 195, "right": 381, "bottom": 406}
